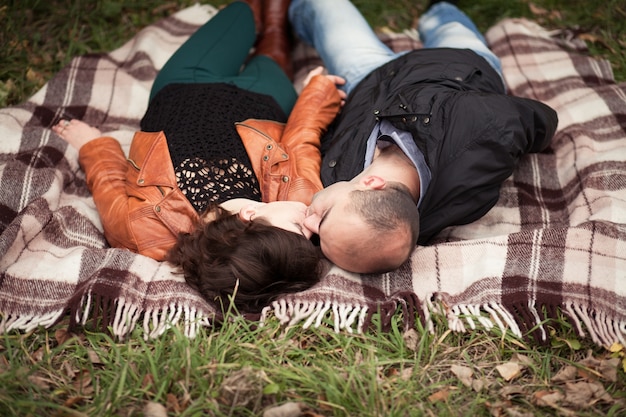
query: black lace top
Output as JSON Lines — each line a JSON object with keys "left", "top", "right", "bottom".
{"left": 140, "top": 83, "right": 287, "bottom": 212}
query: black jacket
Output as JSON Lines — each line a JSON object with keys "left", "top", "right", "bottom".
{"left": 320, "top": 48, "right": 558, "bottom": 244}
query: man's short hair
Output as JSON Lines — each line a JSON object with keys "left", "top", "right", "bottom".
{"left": 347, "top": 182, "right": 420, "bottom": 271}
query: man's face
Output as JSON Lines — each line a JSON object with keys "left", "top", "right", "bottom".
{"left": 302, "top": 181, "right": 353, "bottom": 234}
{"left": 303, "top": 179, "right": 414, "bottom": 273}
{"left": 302, "top": 181, "right": 375, "bottom": 272}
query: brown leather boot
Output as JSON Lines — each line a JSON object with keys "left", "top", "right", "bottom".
{"left": 243, "top": 0, "right": 263, "bottom": 35}
{"left": 255, "top": 0, "right": 293, "bottom": 79}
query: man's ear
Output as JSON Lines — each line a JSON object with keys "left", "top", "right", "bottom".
{"left": 239, "top": 205, "right": 256, "bottom": 221}
{"left": 361, "top": 175, "right": 386, "bottom": 190}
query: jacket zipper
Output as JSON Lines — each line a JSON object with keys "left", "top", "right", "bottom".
{"left": 127, "top": 158, "right": 166, "bottom": 197}
{"left": 234, "top": 121, "right": 276, "bottom": 142}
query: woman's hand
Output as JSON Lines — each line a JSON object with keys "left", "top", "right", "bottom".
{"left": 303, "top": 66, "right": 347, "bottom": 105}
{"left": 52, "top": 119, "right": 103, "bottom": 151}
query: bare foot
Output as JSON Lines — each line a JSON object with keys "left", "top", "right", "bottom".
{"left": 52, "top": 119, "right": 103, "bottom": 150}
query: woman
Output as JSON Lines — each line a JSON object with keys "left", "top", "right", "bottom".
{"left": 52, "top": 1, "right": 345, "bottom": 313}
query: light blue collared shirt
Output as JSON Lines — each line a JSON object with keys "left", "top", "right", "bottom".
{"left": 363, "top": 119, "right": 431, "bottom": 207}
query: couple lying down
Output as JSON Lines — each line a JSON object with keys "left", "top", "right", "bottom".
{"left": 52, "top": 0, "right": 557, "bottom": 313}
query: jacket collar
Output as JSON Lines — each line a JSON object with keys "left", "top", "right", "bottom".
{"left": 128, "top": 131, "right": 178, "bottom": 188}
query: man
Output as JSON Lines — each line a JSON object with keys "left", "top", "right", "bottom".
{"left": 290, "top": 0, "right": 559, "bottom": 273}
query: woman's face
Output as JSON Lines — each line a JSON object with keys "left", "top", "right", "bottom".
{"left": 239, "top": 201, "right": 312, "bottom": 239}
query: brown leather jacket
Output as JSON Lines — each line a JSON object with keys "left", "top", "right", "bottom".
{"left": 79, "top": 75, "right": 341, "bottom": 260}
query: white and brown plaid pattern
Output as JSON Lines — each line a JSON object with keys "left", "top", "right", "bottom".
{"left": 1, "top": 7, "right": 624, "bottom": 346}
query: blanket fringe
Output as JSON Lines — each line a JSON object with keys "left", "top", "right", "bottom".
{"left": 8, "top": 291, "right": 624, "bottom": 347}
{"left": 141, "top": 303, "right": 211, "bottom": 340}
{"left": 565, "top": 302, "right": 626, "bottom": 347}
{"left": 72, "top": 290, "right": 211, "bottom": 340}
{"left": 266, "top": 299, "right": 369, "bottom": 334}
{"left": 265, "top": 293, "right": 422, "bottom": 334}
{"left": 0, "top": 310, "right": 65, "bottom": 333}
{"left": 429, "top": 295, "right": 626, "bottom": 347}
{"left": 427, "top": 296, "right": 525, "bottom": 339}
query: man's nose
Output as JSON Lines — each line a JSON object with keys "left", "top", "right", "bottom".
{"left": 302, "top": 215, "right": 320, "bottom": 235}
{"left": 300, "top": 227, "right": 314, "bottom": 240}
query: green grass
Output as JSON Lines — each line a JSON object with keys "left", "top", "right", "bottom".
{"left": 2, "top": 312, "right": 624, "bottom": 416}
{"left": 2, "top": 1, "right": 626, "bottom": 415}
{"left": 1, "top": 0, "right": 624, "bottom": 107}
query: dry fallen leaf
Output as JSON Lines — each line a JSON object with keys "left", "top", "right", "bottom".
{"left": 496, "top": 362, "right": 522, "bottom": 381}
{"left": 552, "top": 365, "right": 578, "bottom": 383}
{"left": 166, "top": 393, "right": 181, "bottom": 413}
{"left": 528, "top": 2, "right": 561, "bottom": 20}
{"left": 63, "top": 395, "right": 86, "bottom": 408}
{"left": 579, "top": 352, "right": 620, "bottom": 382}
{"left": 533, "top": 389, "right": 564, "bottom": 408}
{"left": 263, "top": 402, "right": 304, "bottom": 417}
{"left": 141, "top": 373, "right": 155, "bottom": 390}
{"left": 62, "top": 361, "right": 77, "bottom": 380}
{"left": 484, "top": 400, "right": 513, "bottom": 417}
{"left": 403, "top": 328, "right": 419, "bottom": 352}
{"left": 471, "top": 378, "right": 488, "bottom": 392}
{"left": 511, "top": 353, "right": 533, "bottom": 367}
{"left": 579, "top": 33, "right": 602, "bottom": 43}
{"left": 563, "top": 381, "right": 613, "bottom": 407}
{"left": 32, "top": 347, "right": 45, "bottom": 362}
{"left": 499, "top": 385, "right": 526, "bottom": 399}
{"left": 73, "top": 369, "right": 93, "bottom": 395}
{"left": 531, "top": 390, "right": 578, "bottom": 417}
{"left": 55, "top": 328, "right": 74, "bottom": 345}
{"left": 450, "top": 364, "right": 473, "bottom": 387}
{"left": 0, "top": 356, "right": 9, "bottom": 372}
{"left": 27, "top": 374, "right": 51, "bottom": 390}
{"left": 428, "top": 388, "right": 450, "bottom": 403}
{"left": 87, "top": 349, "right": 103, "bottom": 365}
{"left": 528, "top": 2, "right": 549, "bottom": 16}
{"left": 578, "top": 33, "right": 617, "bottom": 54}
{"left": 219, "top": 367, "right": 265, "bottom": 408}
{"left": 383, "top": 366, "right": 395, "bottom": 378}
{"left": 598, "top": 357, "right": 620, "bottom": 382}
{"left": 504, "top": 407, "right": 535, "bottom": 417}
{"left": 143, "top": 401, "right": 168, "bottom": 417}
{"left": 26, "top": 68, "right": 45, "bottom": 84}
{"left": 400, "top": 367, "right": 413, "bottom": 381}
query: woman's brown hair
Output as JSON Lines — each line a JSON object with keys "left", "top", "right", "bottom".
{"left": 165, "top": 205, "right": 321, "bottom": 313}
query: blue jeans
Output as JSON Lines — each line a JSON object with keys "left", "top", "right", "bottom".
{"left": 289, "top": 0, "right": 504, "bottom": 94}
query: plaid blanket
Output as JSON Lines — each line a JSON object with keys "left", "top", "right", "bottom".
{"left": 1, "top": 5, "right": 624, "bottom": 347}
